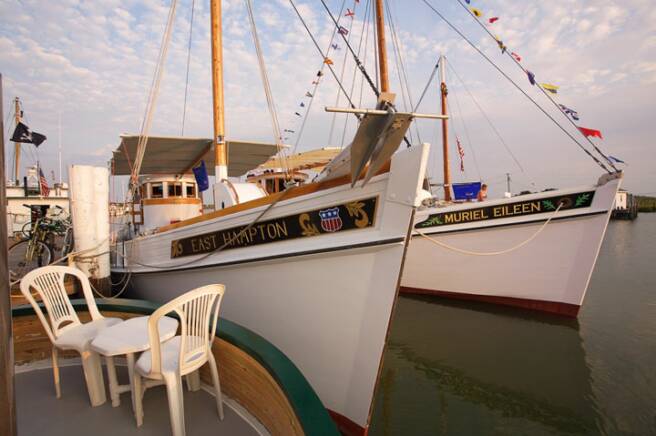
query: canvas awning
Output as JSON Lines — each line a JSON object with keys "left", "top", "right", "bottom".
{"left": 111, "top": 135, "right": 283, "bottom": 177}
{"left": 258, "top": 147, "right": 341, "bottom": 172}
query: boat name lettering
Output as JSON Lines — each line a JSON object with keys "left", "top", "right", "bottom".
{"left": 415, "top": 191, "right": 595, "bottom": 229}
{"left": 171, "top": 196, "right": 378, "bottom": 258}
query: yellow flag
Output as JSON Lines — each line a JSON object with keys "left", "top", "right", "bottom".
{"left": 541, "top": 83, "right": 559, "bottom": 94}
{"left": 470, "top": 7, "right": 483, "bottom": 17}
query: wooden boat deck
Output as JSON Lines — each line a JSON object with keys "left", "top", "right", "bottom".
{"left": 16, "top": 364, "right": 261, "bottom": 436}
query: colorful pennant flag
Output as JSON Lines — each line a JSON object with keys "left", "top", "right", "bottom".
{"left": 345, "top": 9, "right": 354, "bottom": 17}
{"left": 489, "top": 17, "right": 499, "bottom": 24}
{"left": 317, "top": 70, "right": 324, "bottom": 77}
{"left": 295, "top": 112, "right": 302, "bottom": 117}
{"left": 527, "top": 70, "right": 536, "bottom": 85}
{"left": 338, "top": 26, "right": 349, "bottom": 35}
{"left": 324, "top": 57, "right": 334, "bottom": 65}
{"left": 608, "top": 155, "right": 625, "bottom": 164}
{"left": 511, "top": 52, "right": 521, "bottom": 62}
{"left": 312, "top": 80, "right": 319, "bottom": 85}
{"left": 305, "top": 91, "right": 314, "bottom": 97}
{"left": 465, "top": 0, "right": 471, "bottom": 4}
{"left": 578, "top": 126, "right": 603, "bottom": 139}
{"left": 331, "top": 43, "right": 341, "bottom": 50}
{"left": 494, "top": 36, "right": 506, "bottom": 53}
{"left": 470, "top": 7, "right": 483, "bottom": 17}
{"left": 558, "top": 104, "right": 579, "bottom": 120}
{"left": 300, "top": 102, "right": 305, "bottom": 107}
{"left": 284, "top": 129, "right": 295, "bottom": 133}
{"left": 541, "top": 83, "right": 559, "bottom": 94}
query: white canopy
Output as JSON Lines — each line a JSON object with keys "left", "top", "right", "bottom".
{"left": 111, "top": 135, "right": 283, "bottom": 177}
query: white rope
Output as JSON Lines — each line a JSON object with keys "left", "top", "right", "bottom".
{"left": 130, "top": 0, "right": 179, "bottom": 196}
{"left": 413, "top": 203, "right": 562, "bottom": 256}
{"left": 244, "top": 0, "right": 289, "bottom": 176}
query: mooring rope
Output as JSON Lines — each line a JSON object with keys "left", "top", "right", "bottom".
{"left": 413, "top": 203, "right": 562, "bottom": 256}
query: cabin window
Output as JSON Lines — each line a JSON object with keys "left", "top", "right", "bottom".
{"left": 186, "top": 184, "right": 196, "bottom": 198}
{"left": 168, "top": 182, "right": 183, "bottom": 197}
{"left": 151, "top": 183, "right": 163, "bottom": 199}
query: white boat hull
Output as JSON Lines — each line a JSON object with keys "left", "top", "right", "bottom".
{"left": 112, "top": 145, "right": 430, "bottom": 434}
{"left": 402, "top": 172, "right": 622, "bottom": 316}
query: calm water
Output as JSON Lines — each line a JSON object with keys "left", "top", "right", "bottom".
{"left": 371, "top": 214, "right": 656, "bottom": 435}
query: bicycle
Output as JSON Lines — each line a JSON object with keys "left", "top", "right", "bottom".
{"left": 8, "top": 205, "right": 74, "bottom": 282}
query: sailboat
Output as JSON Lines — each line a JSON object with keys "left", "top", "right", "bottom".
{"left": 401, "top": 55, "right": 621, "bottom": 317}
{"left": 110, "top": 1, "right": 437, "bottom": 434}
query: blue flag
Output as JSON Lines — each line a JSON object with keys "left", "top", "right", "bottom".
{"left": 192, "top": 160, "right": 209, "bottom": 192}
{"left": 527, "top": 70, "right": 536, "bottom": 85}
{"left": 608, "top": 155, "right": 625, "bottom": 164}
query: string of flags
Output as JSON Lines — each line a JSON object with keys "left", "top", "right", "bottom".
{"left": 457, "top": 138, "right": 466, "bottom": 172}
{"left": 462, "top": 0, "right": 620, "bottom": 162}
{"left": 281, "top": 2, "right": 362, "bottom": 143}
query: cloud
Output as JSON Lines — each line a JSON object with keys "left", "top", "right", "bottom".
{"left": 0, "top": 0, "right": 654, "bottom": 195}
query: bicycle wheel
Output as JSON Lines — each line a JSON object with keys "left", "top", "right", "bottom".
{"left": 20, "top": 221, "right": 33, "bottom": 239}
{"left": 8, "top": 240, "right": 53, "bottom": 282}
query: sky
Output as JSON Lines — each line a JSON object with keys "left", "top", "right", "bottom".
{"left": 1, "top": 0, "right": 655, "bottom": 198}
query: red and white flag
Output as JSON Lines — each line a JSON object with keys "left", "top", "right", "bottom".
{"left": 39, "top": 168, "right": 50, "bottom": 197}
{"left": 457, "top": 139, "right": 465, "bottom": 172}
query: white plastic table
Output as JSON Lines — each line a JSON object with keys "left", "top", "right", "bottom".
{"left": 90, "top": 316, "right": 178, "bottom": 420}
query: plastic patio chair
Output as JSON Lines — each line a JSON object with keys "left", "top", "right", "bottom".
{"left": 19, "top": 265, "right": 123, "bottom": 406}
{"left": 134, "top": 284, "right": 225, "bottom": 436}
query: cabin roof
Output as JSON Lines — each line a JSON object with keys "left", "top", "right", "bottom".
{"left": 258, "top": 147, "right": 341, "bottom": 172}
{"left": 111, "top": 135, "right": 283, "bottom": 177}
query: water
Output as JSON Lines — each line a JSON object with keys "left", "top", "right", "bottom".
{"left": 371, "top": 214, "right": 656, "bottom": 435}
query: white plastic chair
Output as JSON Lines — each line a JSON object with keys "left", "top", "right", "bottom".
{"left": 19, "top": 265, "right": 123, "bottom": 406}
{"left": 134, "top": 284, "right": 225, "bottom": 436}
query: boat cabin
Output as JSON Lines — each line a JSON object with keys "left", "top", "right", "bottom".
{"left": 138, "top": 175, "right": 202, "bottom": 229}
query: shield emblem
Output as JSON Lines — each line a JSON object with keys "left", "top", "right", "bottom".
{"left": 319, "top": 207, "right": 343, "bottom": 232}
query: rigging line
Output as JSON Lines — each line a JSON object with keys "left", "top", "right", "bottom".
{"left": 288, "top": 0, "right": 361, "bottom": 117}
{"left": 328, "top": 0, "right": 358, "bottom": 147}
{"left": 181, "top": 0, "right": 196, "bottom": 136}
{"left": 452, "top": 0, "right": 619, "bottom": 173}
{"left": 413, "top": 59, "right": 440, "bottom": 111}
{"left": 446, "top": 59, "right": 513, "bottom": 175}
{"left": 131, "top": 0, "right": 179, "bottom": 199}
{"left": 386, "top": 2, "right": 412, "bottom": 144}
{"left": 340, "top": 0, "right": 371, "bottom": 149}
{"left": 292, "top": 0, "right": 347, "bottom": 154}
{"left": 245, "top": 0, "right": 289, "bottom": 176}
{"left": 319, "top": 0, "right": 413, "bottom": 148}
{"left": 447, "top": 78, "right": 481, "bottom": 179}
{"left": 420, "top": 0, "right": 612, "bottom": 174}
{"left": 386, "top": 0, "right": 421, "bottom": 143}
{"left": 371, "top": 0, "right": 379, "bottom": 89}
{"left": 319, "top": 0, "right": 380, "bottom": 99}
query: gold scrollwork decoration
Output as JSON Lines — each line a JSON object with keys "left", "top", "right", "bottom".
{"left": 171, "top": 241, "right": 183, "bottom": 257}
{"left": 345, "top": 201, "right": 370, "bottom": 228}
{"left": 299, "top": 213, "right": 320, "bottom": 237}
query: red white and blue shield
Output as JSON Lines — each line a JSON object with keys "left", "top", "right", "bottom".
{"left": 319, "top": 207, "right": 343, "bottom": 232}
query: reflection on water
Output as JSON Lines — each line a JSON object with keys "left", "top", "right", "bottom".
{"left": 371, "top": 215, "right": 656, "bottom": 435}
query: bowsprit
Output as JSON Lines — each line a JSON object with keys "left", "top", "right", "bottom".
{"left": 319, "top": 207, "right": 343, "bottom": 232}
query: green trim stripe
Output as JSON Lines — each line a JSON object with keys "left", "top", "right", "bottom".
{"left": 12, "top": 298, "right": 339, "bottom": 436}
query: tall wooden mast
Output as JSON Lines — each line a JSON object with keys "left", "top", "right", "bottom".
{"left": 13, "top": 97, "right": 21, "bottom": 183}
{"left": 439, "top": 55, "right": 452, "bottom": 201}
{"left": 210, "top": 0, "right": 227, "bottom": 182}
{"left": 374, "top": 0, "right": 390, "bottom": 93}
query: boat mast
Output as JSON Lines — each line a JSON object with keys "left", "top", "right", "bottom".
{"left": 439, "top": 55, "right": 452, "bottom": 201}
{"left": 374, "top": 0, "right": 390, "bottom": 93}
{"left": 210, "top": 0, "right": 227, "bottom": 183}
{"left": 13, "top": 97, "right": 20, "bottom": 184}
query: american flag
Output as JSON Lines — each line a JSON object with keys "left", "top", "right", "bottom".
{"left": 457, "top": 139, "right": 465, "bottom": 172}
{"left": 39, "top": 168, "right": 50, "bottom": 197}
